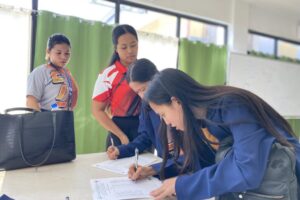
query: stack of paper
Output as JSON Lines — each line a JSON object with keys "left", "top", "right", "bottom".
{"left": 93, "top": 155, "right": 159, "bottom": 175}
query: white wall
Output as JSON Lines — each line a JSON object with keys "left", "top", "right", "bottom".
{"left": 132, "top": 0, "right": 233, "bottom": 24}
{"left": 231, "top": 0, "right": 249, "bottom": 54}
{"left": 228, "top": 53, "right": 300, "bottom": 117}
{"left": 249, "top": 5, "right": 300, "bottom": 42}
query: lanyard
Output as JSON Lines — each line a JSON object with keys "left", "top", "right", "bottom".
{"left": 62, "top": 68, "right": 73, "bottom": 111}
{"left": 49, "top": 62, "right": 73, "bottom": 110}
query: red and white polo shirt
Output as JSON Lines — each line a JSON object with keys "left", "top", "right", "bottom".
{"left": 92, "top": 60, "right": 140, "bottom": 117}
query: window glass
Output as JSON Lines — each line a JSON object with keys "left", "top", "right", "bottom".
{"left": 180, "top": 18, "right": 225, "bottom": 46}
{"left": 39, "top": 0, "right": 115, "bottom": 23}
{"left": 120, "top": 5, "right": 177, "bottom": 37}
{"left": 138, "top": 31, "right": 178, "bottom": 70}
{"left": 278, "top": 41, "right": 300, "bottom": 60}
{"left": 248, "top": 34, "right": 275, "bottom": 55}
{"left": 0, "top": 0, "right": 31, "bottom": 9}
{"left": 0, "top": 8, "right": 31, "bottom": 112}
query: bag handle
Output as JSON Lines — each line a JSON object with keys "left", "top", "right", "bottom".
{"left": 18, "top": 112, "right": 57, "bottom": 167}
{"left": 5, "top": 107, "right": 39, "bottom": 114}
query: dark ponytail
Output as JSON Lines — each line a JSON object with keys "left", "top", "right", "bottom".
{"left": 126, "top": 58, "right": 158, "bottom": 83}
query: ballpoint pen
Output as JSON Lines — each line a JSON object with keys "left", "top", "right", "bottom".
{"left": 110, "top": 136, "right": 115, "bottom": 147}
{"left": 134, "top": 147, "right": 139, "bottom": 171}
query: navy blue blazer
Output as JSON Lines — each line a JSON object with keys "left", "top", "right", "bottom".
{"left": 117, "top": 102, "right": 180, "bottom": 176}
{"left": 175, "top": 95, "right": 300, "bottom": 200}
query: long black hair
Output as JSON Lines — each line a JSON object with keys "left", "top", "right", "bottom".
{"left": 144, "top": 68, "right": 296, "bottom": 177}
{"left": 126, "top": 58, "right": 159, "bottom": 117}
{"left": 109, "top": 24, "right": 138, "bottom": 66}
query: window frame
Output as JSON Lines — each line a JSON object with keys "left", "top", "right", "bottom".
{"left": 106, "top": 0, "right": 227, "bottom": 43}
{"left": 248, "top": 30, "right": 300, "bottom": 61}
{"left": 31, "top": 0, "right": 228, "bottom": 69}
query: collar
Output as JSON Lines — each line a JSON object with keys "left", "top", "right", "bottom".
{"left": 115, "top": 60, "right": 127, "bottom": 74}
{"left": 47, "top": 62, "right": 64, "bottom": 71}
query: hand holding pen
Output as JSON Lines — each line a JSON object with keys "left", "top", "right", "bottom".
{"left": 128, "top": 148, "right": 141, "bottom": 180}
{"left": 106, "top": 136, "right": 119, "bottom": 160}
{"left": 128, "top": 165, "right": 156, "bottom": 181}
{"left": 128, "top": 148, "right": 157, "bottom": 181}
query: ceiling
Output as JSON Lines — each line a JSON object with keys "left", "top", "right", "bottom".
{"left": 241, "top": 0, "right": 300, "bottom": 16}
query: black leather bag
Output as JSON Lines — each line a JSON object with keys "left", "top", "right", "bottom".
{"left": 215, "top": 136, "right": 298, "bottom": 200}
{"left": 0, "top": 107, "right": 76, "bottom": 170}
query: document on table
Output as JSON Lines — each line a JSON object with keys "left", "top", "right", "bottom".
{"left": 91, "top": 176, "right": 162, "bottom": 200}
{"left": 93, "top": 154, "right": 159, "bottom": 175}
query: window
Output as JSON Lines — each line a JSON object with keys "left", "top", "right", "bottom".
{"left": 138, "top": 31, "right": 178, "bottom": 70}
{"left": 278, "top": 41, "right": 300, "bottom": 60}
{"left": 0, "top": 7, "right": 31, "bottom": 112}
{"left": 118, "top": 3, "right": 179, "bottom": 70}
{"left": 39, "top": 0, "right": 115, "bottom": 24}
{"left": 248, "top": 33, "right": 275, "bottom": 55}
{"left": 248, "top": 31, "right": 300, "bottom": 62}
{"left": 117, "top": 2, "right": 227, "bottom": 70}
{"left": 180, "top": 18, "right": 225, "bottom": 46}
{"left": 119, "top": 4, "right": 177, "bottom": 37}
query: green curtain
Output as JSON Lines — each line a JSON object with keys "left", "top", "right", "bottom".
{"left": 34, "top": 11, "right": 114, "bottom": 154}
{"left": 287, "top": 119, "right": 300, "bottom": 137}
{"left": 178, "top": 38, "right": 227, "bottom": 85}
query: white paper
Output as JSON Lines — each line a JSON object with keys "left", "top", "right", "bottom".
{"left": 91, "top": 176, "right": 161, "bottom": 200}
{"left": 93, "top": 155, "right": 159, "bottom": 175}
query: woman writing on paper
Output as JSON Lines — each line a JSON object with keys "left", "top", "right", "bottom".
{"left": 107, "top": 58, "right": 185, "bottom": 178}
{"left": 134, "top": 68, "right": 300, "bottom": 199}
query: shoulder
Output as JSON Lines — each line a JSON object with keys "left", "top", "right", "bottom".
{"left": 207, "top": 94, "right": 248, "bottom": 119}
{"left": 139, "top": 102, "right": 149, "bottom": 118}
{"left": 31, "top": 64, "right": 47, "bottom": 72}
{"left": 95, "top": 64, "right": 121, "bottom": 85}
{"left": 101, "top": 64, "right": 118, "bottom": 77}
{"left": 140, "top": 102, "right": 154, "bottom": 114}
{"left": 141, "top": 101, "right": 150, "bottom": 110}
{"left": 217, "top": 94, "right": 246, "bottom": 108}
{"left": 29, "top": 64, "right": 49, "bottom": 77}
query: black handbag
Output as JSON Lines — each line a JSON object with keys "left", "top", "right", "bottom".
{"left": 0, "top": 107, "right": 76, "bottom": 170}
{"left": 215, "top": 136, "right": 298, "bottom": 200}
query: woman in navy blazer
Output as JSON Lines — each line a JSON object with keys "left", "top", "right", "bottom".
{"left": 141, "top": 68, "right": 300, "bottom": 200}
{"left": 107, "top": 58, "right": 182, "bottom": 178}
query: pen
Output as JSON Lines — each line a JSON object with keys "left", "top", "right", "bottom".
{"left": 110, "top": 136, "right": 114, "bottom": 147}
{"left": 134, "top": 147, "right": 139, "bottom": 171}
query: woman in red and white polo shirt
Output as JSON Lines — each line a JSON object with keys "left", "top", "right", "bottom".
{"left": 92, "top": 24, "right": 141, "bottom": 149}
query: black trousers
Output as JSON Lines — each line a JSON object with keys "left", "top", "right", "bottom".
{"left": 105, "top": 116, "right": 139, "bottom": 149}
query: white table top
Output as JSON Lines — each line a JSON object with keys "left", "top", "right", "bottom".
{"left": 0, "top": 153, "right": 158, "bottom": 200}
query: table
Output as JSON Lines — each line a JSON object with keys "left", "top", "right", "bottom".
{"left": 0, "top": 153, "right": 157, "bottom": 200}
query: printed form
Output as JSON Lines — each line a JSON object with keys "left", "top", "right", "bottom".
{"left": 91, "top": 176, "right": 162, "bottom": 200}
